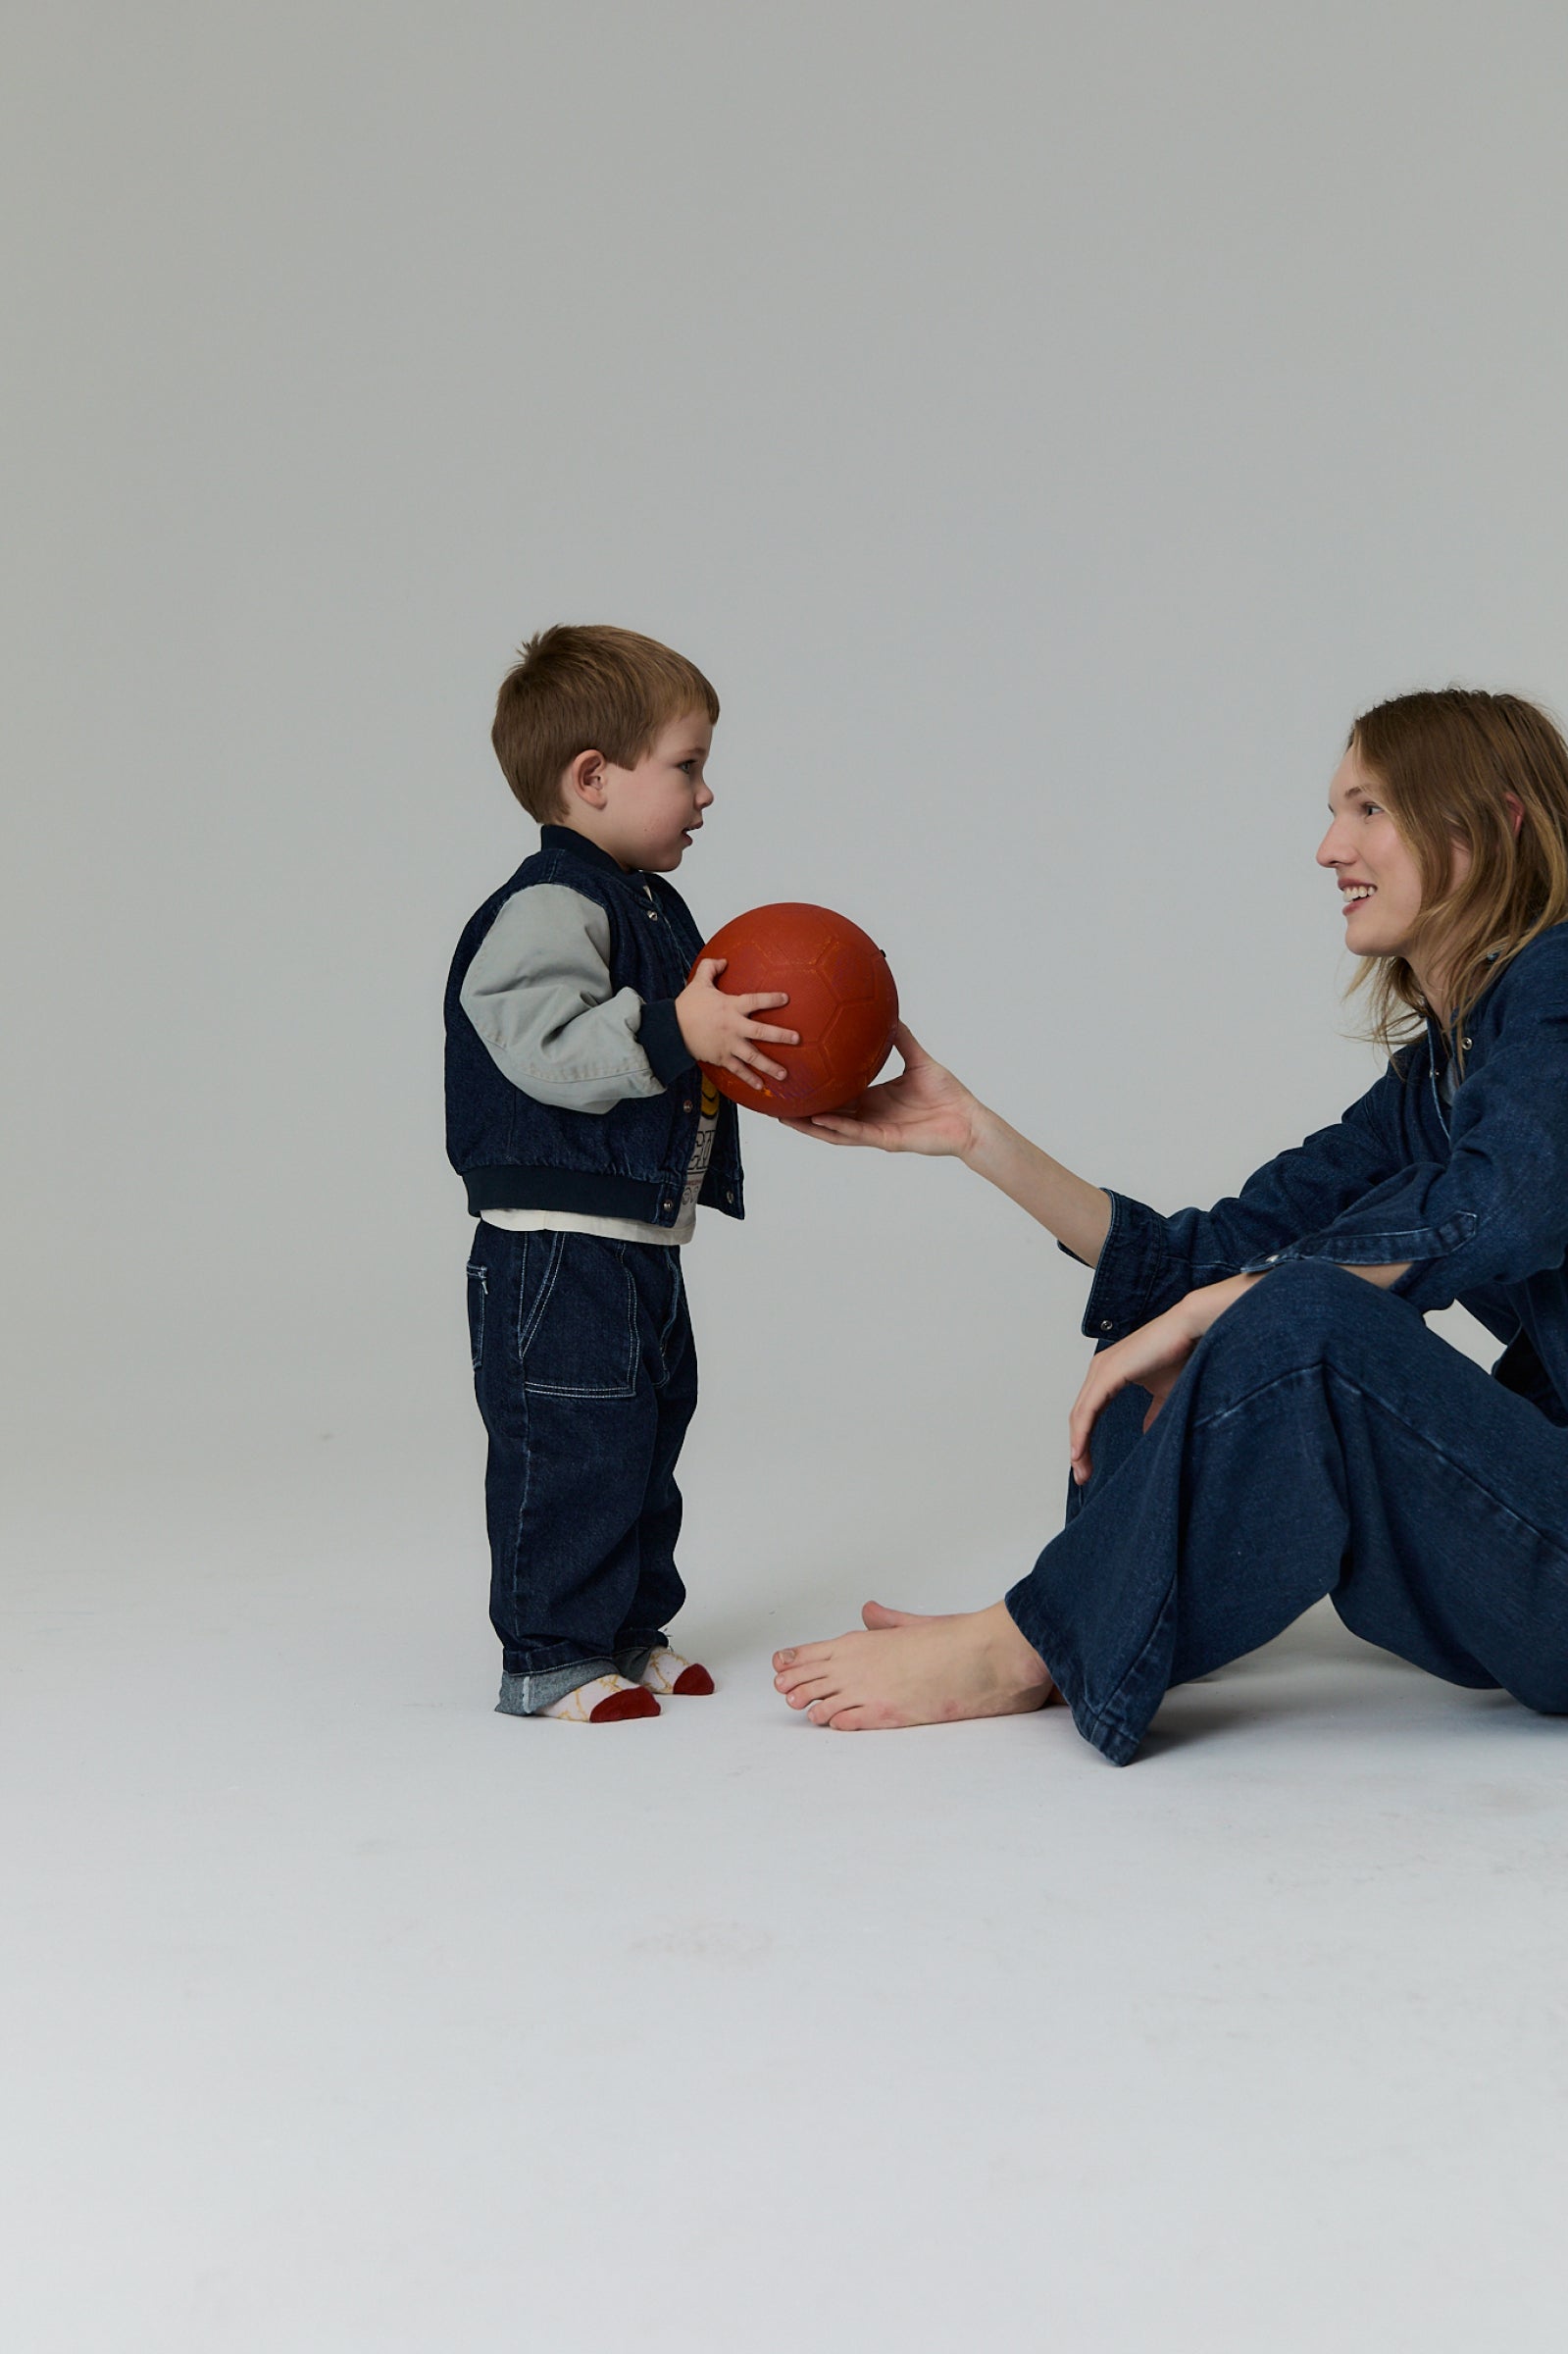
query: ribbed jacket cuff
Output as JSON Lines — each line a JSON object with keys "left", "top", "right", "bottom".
{"left": 638, "top": 998, "right": 697, "bottom": 1086}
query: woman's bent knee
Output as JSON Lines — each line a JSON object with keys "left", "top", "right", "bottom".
{"left": 1226, "top": 1256, "right": 1407, "bottom": 1340}
{"left": 1192, "top": 1256, "right": 1409, "bottom": 1392}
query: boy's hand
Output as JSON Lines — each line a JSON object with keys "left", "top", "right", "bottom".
{"left": 675, "top": 959, "right": 799, "bottom": 1090}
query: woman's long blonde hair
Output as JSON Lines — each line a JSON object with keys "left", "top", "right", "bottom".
{"left": 1347, "top": 688, "right": 1568, "bottom": 1063}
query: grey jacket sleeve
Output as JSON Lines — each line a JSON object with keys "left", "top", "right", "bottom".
{"left": 459, "top": 885, "right": 676, "bottom": 1114}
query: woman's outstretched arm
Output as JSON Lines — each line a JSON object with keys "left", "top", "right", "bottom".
{"left": 790, "top": 1025, "right": 1414, "bottom": 1349}
{"left": 790, "top": 1027, "right": 1417, "bottom": 1471}
{"left": 785, "top": 1023, "right": 1113, "bottom": 1267}
{"left": 955, "top": 1102, "right": 1112, "bottom": 1266}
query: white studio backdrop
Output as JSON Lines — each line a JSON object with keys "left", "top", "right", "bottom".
{"left": 5, "top": 0, "right": 1568, "bottom": 1585}
{"left": 13, "top": 17, "right": 1568, "bottom": 2352}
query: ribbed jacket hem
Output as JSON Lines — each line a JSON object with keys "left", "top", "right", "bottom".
{"left": 464, "top": 1165, "right": 674, "bottom": 1222}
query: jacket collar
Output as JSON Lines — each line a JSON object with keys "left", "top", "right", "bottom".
{"left": 538, "top": 824, "right": 636, "bottom": 879}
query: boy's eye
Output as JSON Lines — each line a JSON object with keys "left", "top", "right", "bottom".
{"left": 679, "top": 760, "right": 700, "bottom": 776}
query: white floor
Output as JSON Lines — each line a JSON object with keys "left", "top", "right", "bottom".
{"left": 7, "top": 1425, "right": 1568, "bottom": 2354}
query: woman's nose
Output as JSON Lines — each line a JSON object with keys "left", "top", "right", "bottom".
{"left": 1316, "top": 823, "right": 1345, "bottom": 869}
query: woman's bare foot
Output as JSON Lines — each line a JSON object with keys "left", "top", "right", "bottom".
{"left": 859, "top": 1599, "right": 953, "bottom": 1630}
{"left": 772, "top": 1600, "right": 1054, "bottom": 1730}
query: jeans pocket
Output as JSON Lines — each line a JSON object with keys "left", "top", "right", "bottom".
{"left": 465, "top": 1262, "right": 487, "bottom": 1370}
{"left": 518, "top": 1233, "right": 639, "bottom": 1399}
{"left": 657, "top": 1254, "right": 685, "bottom": 1367}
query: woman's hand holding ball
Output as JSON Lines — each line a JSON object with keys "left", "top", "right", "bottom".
{"left": 782, "top": 1024, "right": 982, "bottom": 1156}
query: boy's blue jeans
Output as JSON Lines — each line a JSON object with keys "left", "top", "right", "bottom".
{"left": 1006, "top": 1259, "right": 1568, "bottom": 1765}
{"left": 465, "top": 1225, "right": 695, "bottom": 1713}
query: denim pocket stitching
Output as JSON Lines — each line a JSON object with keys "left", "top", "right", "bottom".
{"left": 465, "top": 1262, "right": 487, "bottom": 1371}
{"left": 521, "top": 1236, "right": 639, "bottom": 1399}
{"left": 515, "top": 1230, "right": 565, "bottom": 1364}
{"left": 655, "top": 1254, "right": 684, "bottom": 1374}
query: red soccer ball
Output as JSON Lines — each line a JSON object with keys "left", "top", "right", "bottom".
{"left": 691, "top": 902, "right": 899, "bottom": 1118}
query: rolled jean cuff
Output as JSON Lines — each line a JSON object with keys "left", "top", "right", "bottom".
{"left": 1002, "top": 1581, "right": 1149, "bottom": 1768}
{"left": 612, "top": 1625, "right": 669, "bottom": 1678}
{"left": 496, "top": 1660, "right": 617, "bottom": 1716}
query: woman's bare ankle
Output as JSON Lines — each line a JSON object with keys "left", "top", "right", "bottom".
{"left": 975, "top": 1601, "right": 1055, "bottom": 1701}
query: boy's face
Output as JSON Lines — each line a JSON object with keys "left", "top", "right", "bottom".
{"left": 586, "top": 709, "right": 715, "bottom": 872}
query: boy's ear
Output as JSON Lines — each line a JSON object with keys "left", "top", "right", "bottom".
{"left": 1506, "top": 792, "right": 1525, "bottom": 839}
{"left": 564, "top": 747, "right": 609, "bottom": 809}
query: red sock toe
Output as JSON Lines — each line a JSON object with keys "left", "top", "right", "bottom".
{"left": 588, "top": 1685, "right": 662, "bottom": 1722}
{"left": 671, "top": 1663, "right": 715, "bottom": 1696}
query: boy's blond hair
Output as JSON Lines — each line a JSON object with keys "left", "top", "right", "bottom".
{"left": 491, "top": 624, "right": 721, "bottom": 822}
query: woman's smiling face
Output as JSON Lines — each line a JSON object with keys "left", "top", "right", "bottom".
{"left": 1317, "top": 745, "right": 1471, "bottom": 968}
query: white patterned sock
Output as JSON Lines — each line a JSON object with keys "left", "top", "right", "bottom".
{"left": 637, "top": 1647, "right": 715, "bottom": 1696}
{"left": 539, "top": 1672, "right": 661, "bottom": 1722}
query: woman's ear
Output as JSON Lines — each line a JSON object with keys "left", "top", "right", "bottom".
{"left": 1506, "top": 793, "right": 1525, "bottom": 839}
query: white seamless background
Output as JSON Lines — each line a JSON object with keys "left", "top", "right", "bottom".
{"left": 10, "top": 1, "right": 1566, "bottom": 1533}
{"left": 6, "top": 8, "right": 1568, "bottom": 2350}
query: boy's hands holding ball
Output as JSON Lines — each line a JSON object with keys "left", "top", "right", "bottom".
{"left": 676, "top": 958, "right": 798, "bottom": 1091}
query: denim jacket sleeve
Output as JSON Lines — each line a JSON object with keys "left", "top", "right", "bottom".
{"left": 1070, "top": 927, "right": 1568, "bottom": 1336}
{"left": 1069, "top": 1072, "right": 1404, "bottom": 1338}
{"left": 1240, "top": 938, "right": 1568, "bottom": 1315}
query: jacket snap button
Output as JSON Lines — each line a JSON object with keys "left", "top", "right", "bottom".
{"left": 1099, "top": 1319, "right": 1114, "bottom": 1333}
{"left": 662, "top": 1199, "right": 675, "bottom": 1213}
{"left": 683, "top": 1100, "right": 693, "bottom": 1112}
{"left": 726, "top": 1190, "right": 734, "bottom": 1203}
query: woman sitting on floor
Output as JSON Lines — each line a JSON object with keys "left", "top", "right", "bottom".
{"left": 774, "top": 689, "right": 1568, "bottom": 1763}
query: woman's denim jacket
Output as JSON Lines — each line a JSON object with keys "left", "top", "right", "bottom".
{"left": 1075, "top": 922, "right": 1568, "bottom": 1425}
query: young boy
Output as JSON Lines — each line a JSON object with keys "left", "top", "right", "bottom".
{"left": 445, "top": 625, "right": 798, "bottom": 1721}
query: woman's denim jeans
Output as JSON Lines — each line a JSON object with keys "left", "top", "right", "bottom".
{"left": 1006, "top": 1260, "right": 1568, "bottom": 1765}
{"left": 465, "top": 1224, "right": 696, "bottom": 1712}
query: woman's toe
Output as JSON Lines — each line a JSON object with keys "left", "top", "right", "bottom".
{"left": 784, "top": 1673, "right": 837, "bottom": 1710}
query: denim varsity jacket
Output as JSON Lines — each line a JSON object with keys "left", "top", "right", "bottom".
{"left": 1074, "top": 921, "right": 1568, "bottom": 1425}
{"left": 445, "top": 827, "right": 744, "bottom": 1228}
